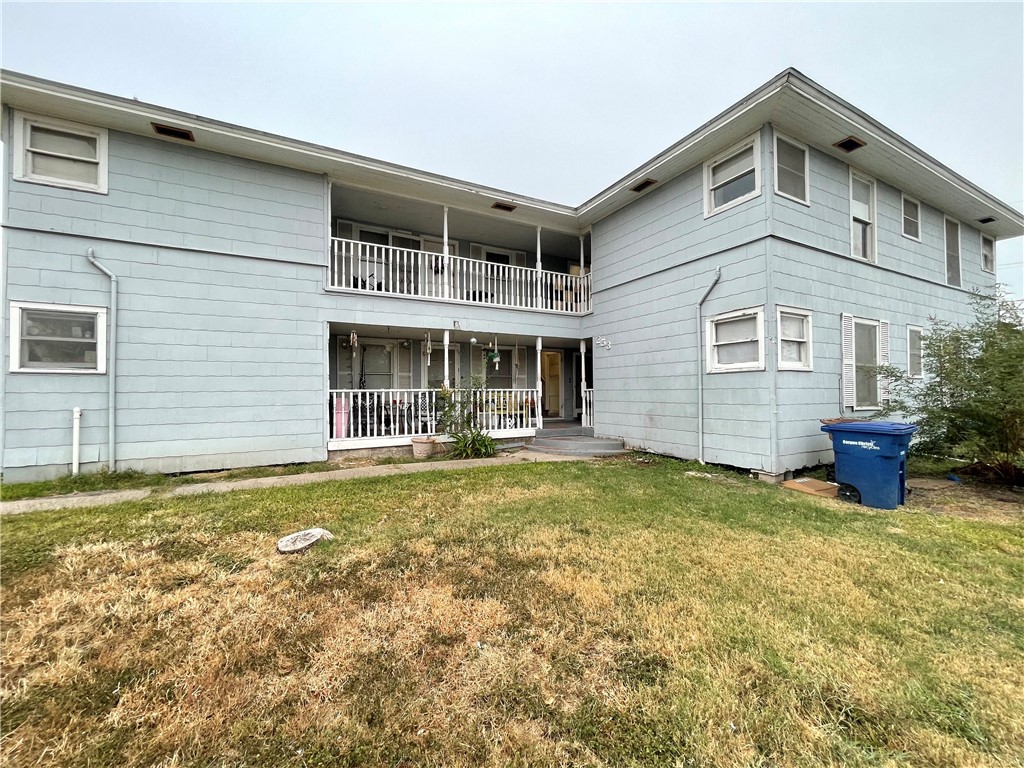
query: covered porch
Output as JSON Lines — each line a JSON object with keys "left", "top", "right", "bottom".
{"left": 329, "top": 184, "right": 592, "bottom": 315}
{"left": 327, "top": 322, "right": 592, "bottom": 451}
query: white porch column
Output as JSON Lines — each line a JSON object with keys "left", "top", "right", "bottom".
{"left": 443, "top": 329, "right": 451, "bottom": 389}
{"left": 580, "top": 338, "right": 587, "bottom": 426}
{"left": 442, "top": 205, "right": 451, "bottom": 299}
{"left": 535, "top": 226, "right": 543, "bottom": 310}
{"left": 535, "top": 337, "right": 544, "bottom": 430}
{"left": 579, "top": 234, "right": 585, "bottom": 273}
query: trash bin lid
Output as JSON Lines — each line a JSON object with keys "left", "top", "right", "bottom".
{"left": 820, "top": 421, "right": 918, "bottom": 435}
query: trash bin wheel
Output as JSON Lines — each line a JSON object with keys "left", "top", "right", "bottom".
{"left": 837, "top": 484, "right": 861, "bottom": 504}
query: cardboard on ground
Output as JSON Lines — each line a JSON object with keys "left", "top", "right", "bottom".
{"left": 782, "top": 478, "right": 839, "bottom": 498}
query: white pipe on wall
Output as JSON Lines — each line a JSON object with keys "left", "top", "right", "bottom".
{"left": 72, "top": 407, "right": 82, "bottom": 476}
{"left": 443, "top": 329, "right": 450, "bottom": 389}
{"left": 87, "top": 249, "right": 118, "bottom": 472}
{"left": 696, "top": 268, "right": 722, "bottom": 464}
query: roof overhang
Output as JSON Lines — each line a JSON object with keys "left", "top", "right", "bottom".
{"left": 2, "top": 68, "right": 1021, "bottom": 241}
{"left": 0, "top": 70, "right": 580, "bottom": 236}
{"left": 578, "top": 69, "right": 1024, "bottom": 240}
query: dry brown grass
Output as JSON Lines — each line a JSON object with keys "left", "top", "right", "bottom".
{"left": 2, "top": 459, "right": 1022, "bottom": 766}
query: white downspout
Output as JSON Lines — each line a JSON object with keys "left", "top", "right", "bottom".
{"left": 579, "top": 338, "right": 587, "bottom": 426}
{"left": 72, "top": 407, "right": 82, "bottom": 475}
{"left": 697, "top": 268, "right": 722, "bottom": 464}
{"left": 87, "top": 249, "right": 118, "bottom": 472}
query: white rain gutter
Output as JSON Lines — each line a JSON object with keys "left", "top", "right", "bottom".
{"left": 86, "top": 249, "right": 118, "bottom": 471}
{"left": 71, "top": 406, "right": 82, "bottom": 475}
{"left": 696, "top": 268, "right": 722, "bottom": 464}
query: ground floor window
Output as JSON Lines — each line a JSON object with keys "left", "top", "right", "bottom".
{"left": 908, "top": 325, "right": 924, "bottom": 378}
{"left": 10, "top": 301, "right": 107, "bottom": 373}
{"left": 706, "top": 307, "right": 765, "bottom": 372}
{"left": 777, "top": 307, "right": 812, "bottom": 370}
{"left": 842, "top": 313, "right": 890, "bottom": 409}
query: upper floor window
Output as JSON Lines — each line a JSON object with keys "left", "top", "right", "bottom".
{"left": 944, "top": 218, "right": 961, "bottom": 287}
{"left": 981, "top": 235, "right": 995, "bottom": 273}
{"left": 706, "top": 307, "right": 765, "bottom": 372}
{"left": 773, "top": 134, "right": 809, "bottom": 204}
{"left": 902, "top": 195, "right": 921, "bottom": 241}
{"left": 13, "top": 111, "right": 108, "bottom": 194}
{"left": 850, "top": 172, "right": 875, "bottom": 262}
{"left": 704, "top": 134, "right": 761, "bottom": 217}
{"left": 9, "top": 301, "right": 107, "bottom": 374}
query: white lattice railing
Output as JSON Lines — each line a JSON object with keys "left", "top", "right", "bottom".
{"left": 329, "top": 387, "right": 540, "bottom": 440}
{"left": 582, "top": 388, "right": 594, "bottom": 428}
{"left": 329, "top": 238, "right": 591, "bottom": 314}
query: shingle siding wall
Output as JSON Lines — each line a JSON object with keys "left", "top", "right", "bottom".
{"left": 768, "top": 238, "right": 979, "bottom": 474}
{"left": 6, "top": 127, "right": 326, "bottom": 264}
{"left": 586, "top": 150, "right": 772, "bottom": 468}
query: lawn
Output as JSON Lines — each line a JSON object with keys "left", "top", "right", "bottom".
{"left": 1, "top": 456, "right": 1022, "bottom": 767}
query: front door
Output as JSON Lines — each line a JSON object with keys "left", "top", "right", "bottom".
{"left": 542, "top": 351, "right": 562, "bottom": 418}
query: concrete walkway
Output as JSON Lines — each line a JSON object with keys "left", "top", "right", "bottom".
{"left": 1, "top": 451, "right": 585, "bottom": 516}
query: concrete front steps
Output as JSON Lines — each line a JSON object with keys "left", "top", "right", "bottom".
{"left": 527, "top": 421, "right": 627, "bottom": 457}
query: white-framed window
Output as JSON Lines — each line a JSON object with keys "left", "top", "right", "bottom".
{"left": 9, "top": 301, "right": 107, "bottom": 374}
{"left": 902, "top": 195, "right": 921, "bottom": 241}
{"left": 12, "top": 111, "right": 109, "bottom": 194}
{"left": 773, "top": 133, "right": 809, "bottom": 204}
{"left": 777, "top": 307, "right": 812, "bottom": 370}
{"left": 850, "top": 171, "right": 876, "bottom": 262}
{"left": 706, "top": 307, "right": 765, "bottom": 373}
{"left": 704, "top": 134, "right": 761, "bottom": 217}
{"left": 981, "top": 235, "right": 995, "bottom": 274}
{"left": 944, "top": 217, "right": 962, "bottom": 287}
{"left": 841, "top": 313, "right": 890, "bottom": 410}
{"left": 908, "top": 325, "right": 924, "bottom": 379}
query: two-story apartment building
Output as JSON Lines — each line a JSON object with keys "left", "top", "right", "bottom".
{"left": 2, "top": 68, "right": 1021, "bottom": 482}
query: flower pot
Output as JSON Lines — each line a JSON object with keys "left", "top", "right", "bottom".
{"left": 411, "top": 437, "right": 437, "bottom": 459}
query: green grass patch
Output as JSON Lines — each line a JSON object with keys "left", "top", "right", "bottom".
{"left": 2, "top": 458, "right": 1022, "bottom": 767}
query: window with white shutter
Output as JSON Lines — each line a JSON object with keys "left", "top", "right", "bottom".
{"left": 842, "top": 314, "right": 888, "bottom": 410}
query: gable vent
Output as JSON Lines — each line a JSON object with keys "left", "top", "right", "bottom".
{"left": 832, "top": 136, "right": 866, "bottom": 153}
{"left": 491, "top": 201, "right": 517, "bottom": 213}
{"left": 151, "top": 123, "right": 195, "bottom": 142}
{"left": 630, "top": 178, "right": 658, "bottom": 193}
{"left": 976, "top": 216, "right": 997, "bottom": 225}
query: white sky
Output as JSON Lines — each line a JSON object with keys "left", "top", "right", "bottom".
{"left": 2, "top": 1, "right": 1022, "bottom": 295}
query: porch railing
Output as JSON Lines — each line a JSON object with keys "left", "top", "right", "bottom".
{"left": 582, "top": 388, "right": 594, "bottom": 428}
{"left": 329, "top": 387, "right": 539, "bottom": 441}
{"left": 329, "top": 238, "right": 592, "bottom": 314}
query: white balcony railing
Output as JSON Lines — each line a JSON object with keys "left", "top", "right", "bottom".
{"left": 329, "top": 238, "right": 591, "bottom": 314}
{"left": 330, "top": 387, "right": 540, "bottom": 441}
{"left": 582, "top": 388, "right": 594, "bottom": 428}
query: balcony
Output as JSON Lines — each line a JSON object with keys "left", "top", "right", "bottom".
{"left": 329, "top": 238, "right": 592, "bottom": 315}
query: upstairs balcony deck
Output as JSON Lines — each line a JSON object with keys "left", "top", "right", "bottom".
{"left": 328, "top": 238, "right": 592, "bottom": 315}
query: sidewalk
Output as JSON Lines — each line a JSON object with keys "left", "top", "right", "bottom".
{"left": 1, "top": 451, "right": 584, "bottom": 516}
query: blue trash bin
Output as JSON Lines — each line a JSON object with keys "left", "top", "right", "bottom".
{"left": 820, "top": 421, "right": 918, "bottom": 510}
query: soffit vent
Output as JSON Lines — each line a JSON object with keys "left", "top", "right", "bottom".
{"left": 630, "top": 178, "right": 658, "bottom": 193}
{"left": 832, "top": 136, "right": 866, "bottom": 153}
{"left": 491, "top": 201, "right": 517, "bottom": 213}
{"left": 976, "top": 216, "right": 997, "bottom": 225}
{"left": 152, "top": 123, "right": 196, "bottom": 142}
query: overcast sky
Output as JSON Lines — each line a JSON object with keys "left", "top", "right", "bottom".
{"left": 2, "top": 1, "right": 1022, "bottom": 295}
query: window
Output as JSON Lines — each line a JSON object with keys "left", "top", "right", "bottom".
{"left": 908, "top": 326, "right": 923, "bottom": 378}
{"left": 850, "top": 172, "right": 875, "bottom": 262}
{"left": 981, "top": 235, "right": 995, "bottom": 273}
{"left": 841, "top": 314, "right": 890, "bottom": 410}
{"left": 13, "top": 111, "right": 108, "bottom": 193}
{"left": 774, "top": 133, "right": 808, "bottom": 204}
{"left": 944, "top": 218, "right": 961, "bottom": 287}
{"left": 704, "top": 134, "right": 761, "bottom": 216}
{"left": 706, "top": 307, "right": 765, "bottom": 372}
{"left": 902, "top": 195, "right": 921, "bottom": 241}
{"left": 10, "top": 302, "right": 107, "bottom": 373}
{"left": 777, "top": 308, "right": 812, "bottom": 370}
